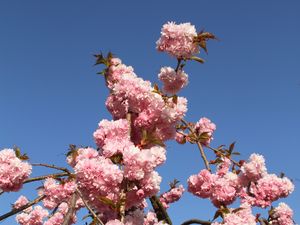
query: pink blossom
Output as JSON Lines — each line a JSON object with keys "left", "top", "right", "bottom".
{"left": 194, "top": 117, "right": 216, "bottom": 145}
{"left": 14, "top": 195, "right": 29, "bottom": 209}
{"left": 240, "top": 174, "right": 294, "bottom": 208}
{"left": 0, "top": 148, "right": 32, "bottom": 192}
{"left": 175, "top": 132, "right": 186, "bottom": 144}
{"left": 16, "top": 205, "right": 49, "bottom": 225}
{"left": 270, "top": 202, "right": 294, "bottom": 225}
{"left": 106, "top": 220, "right": 124, "bottom": 225}
{"left": 216, "top": 157, "right": 231, "bottom": 177}
{"left": 187, "top": 169, "right": 217, "bottom": 198}
{"left": 160, "top": 185, "right": 185, "bottom": 208}
{"left": 211, "top": 203, "right": 256, "bottom": 225}
{"left": 67, "top": 147, "right": 99, "bottom": 167}
{"left": 124, "top": 209, "right": 144, "bottom": 225}
{"left": 158, "top": 67, "right": 188, "bottom": 94}
{"left": 42, "top": 178, "right": 76, "bottom": 209}
{"left": 123, "top": 146, "right": 166, "bottom": 180}
{"left": 156, "top": 22, "right": 199, "bottom": 58}
{"left": 144, "top": 211, "right": 158, "bottom": 225}
{"left": 211, "top": 177, "right": 237, "bottom": 207}
{"left": 94, "top": 119, "right": 132, "bottom": 158}
{"left": 44, "top": 202, "right": 77, "bottom": 225}
{"left": 240, "top": 153, "right": 267, "bottom": 182}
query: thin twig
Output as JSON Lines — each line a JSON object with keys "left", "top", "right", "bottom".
{"left": 24, "top": 172, "right": 70, "bottom": 184}
{"left": 181, "top": 119, "right": 211, "bottom": 171}
{"left": 150, "top": 195, "right": 172, "bottom": 225}
{"left": 0, "top": 195, "right": 46, "bottom": 221}
{"left": 31, "top": 163, "right": 70, "bottom": 173}
{"left": 62, "top": 192, "right": 77, "bottom": 225}
{"left": 206, "top": 145, "right": 240, "bottom": 166}
{"left": 181, "top": 219, "right": 211, "bottom": 225}
{"left": 75, "top": 187, "right": 104, "bottom": 225}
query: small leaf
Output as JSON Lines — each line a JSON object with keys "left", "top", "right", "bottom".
{"left": 229, "top": 142, "right": 236, "bottom": 153}
{"left": 172, "top": 95, "right": 178, "bottom": 104}
{"left": 190, "top": 56, "right": 205, "bottom": 64}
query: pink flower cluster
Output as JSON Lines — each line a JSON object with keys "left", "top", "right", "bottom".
{"left": 105, "top": 210, "right": 167, "bottom": 225}
{"left": 269, "top": 202, "right": 294, "bottom": 225}
{"left": 105, "top": 58, "right": 188, "bottom": 143}
{"left": 211, "top": 203, "right": 256, "bottom": 225}
{"left": 16, "top": 205, "right": 48, "bottom": 225}
{"left": 194, "top": 117, "right": 216, "bottom": 145}
{"left": 188, "top": 154, "right": 294, "bottom": 208}
{"left": 0, "top": 148, "right": 32, "bottom": 192}
{"left": 44, "top": 202, "right": 77, "bottom": 225}
{"left": 94, "top": 119, "right": 131, "bottom": 157}
{"left": 156, "top": 21, "right": 199, "bottom": 58}
{"left": 158, "top": 67, "right": 188, "bottom": 95}
{"left": 41, "top": 178, "right": 76, "bottom": 209}
{"left": 159, "top": 185, "right": 185, "bottom": 208}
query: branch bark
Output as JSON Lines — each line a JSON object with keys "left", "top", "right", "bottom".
{"left": 0, "top": 195, "right": 46, "bottom": 222}
{"left": 181, "top": 219, "right": 211, "bottom": 225}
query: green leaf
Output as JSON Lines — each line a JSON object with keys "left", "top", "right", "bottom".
{"left": 190, "top": 56, "right": 205, "bottom": 64}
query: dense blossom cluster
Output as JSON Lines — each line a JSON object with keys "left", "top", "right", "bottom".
{"left": 0, "top": 21, "right": 296, "bottom": 225}
{"left": 156, "top": 22, "right": 199, "bottom": 58}
{"left": 0, "top": 149, "right": 32, "bottom": 192}
{"left": 158, "top": 67, "right": 188, "bottom": 95}
{"left": 211, "top": 203, "right": 256, "bottom": 225}
{"left": 159, "top": 185, "right": 185, "bottom": 208}
{"left": 188, "top": 154, "right": 294, "bottom": 222}
{"left": 194, "top": 117, "right": 216, "bottom": 145}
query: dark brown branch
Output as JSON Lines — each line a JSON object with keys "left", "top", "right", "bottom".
{"left": 150, "top": 195, "right": 172, "bottom": 225}
{"left": 62, "top": 192, "right": 77, "bottom": 225}
{"left": 181, "top": 219, "right": 211, "bottom": 225}
{"left": 0, "top": 195, "right": 46, "bottom": 222}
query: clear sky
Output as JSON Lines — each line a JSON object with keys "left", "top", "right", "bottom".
{"left": 0, "top": 1, "right": 299, "bottom": 224}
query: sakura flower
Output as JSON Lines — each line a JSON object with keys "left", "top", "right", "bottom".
{"left": 156, "top": 22, "right": 199, "bottom": 58}
{"left": 0, "top": 148, "right": 32, "bottom": 192}
{"left": 158, "top": 67, "right": 188, "bottom": 95}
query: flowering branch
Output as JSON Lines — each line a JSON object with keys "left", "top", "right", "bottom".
{"left": 75, "top": 187, "right": 104, "bottom": 225}
{"left": 62, "top": 192, "right": 77, "bottom": 225}
{"left": 23, "top": 172, "right": 70, "bottom": 184}
{"left": 150, "top": 195, "right": 172, "bottom": 225}
{"left": 181, "top": 119, "right": 211, "bottom": 171}
{"left": 31, "top": 163, "right": 71, "bottom": 174}
{"left": 0, "top": 195, "right": 46, "bottom": 222}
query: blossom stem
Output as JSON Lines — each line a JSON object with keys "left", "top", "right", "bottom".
{"left": 23, "top": 172, "right": 70, "bottom": 184}
{"left": 206, "top": 145, "right": 240, "bottom": 166}
{"left": 31, "top": 163, "right": 70, "bottom": 173}
{"left": 181, "top": 219, "right": 211, "bottom": 225}
{"left": 175, "top": 58, "right": 182, "bottom": 72}
{"left": 181, "top": 119, "right": 211, "bottom": 172}
{"left": 75, "top": 187, "right": 104, "bottom": 225}
{"left": 62, "top": 192, "right": 77, "bottom": 225}
{"left": 0, "top": 195, "right": 46, "bottom": 222}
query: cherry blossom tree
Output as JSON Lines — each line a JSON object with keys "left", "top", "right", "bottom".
{"left": 0, "top": 21, "right": 296, "bottom": 225}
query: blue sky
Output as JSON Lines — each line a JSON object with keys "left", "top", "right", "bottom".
{"left": 0, "top": 1, "right": 299, "bottom": 224}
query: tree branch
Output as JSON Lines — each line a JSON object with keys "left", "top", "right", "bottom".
{"left": 0, "top": 195, "right": 46, "bottom": 222}
{"left": 150, "top": 195, "right": 172, "bottom": 225}
{"left": 31, "top": 163, "right": 70, "bottom": 173}
{"left": 181, "top": 219, "right": 211, "bottom": 225}
{"left": 75, "top": 187, "right": 104, "bottom": 225}
{"left": 181, "top": 119, "right": 211, "bottom": 172}
{"left": 62, "top": 192, "right": 77, "bottom": 225}
{"left": 24, "top": 172, "right": 70, "bottom": 184}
